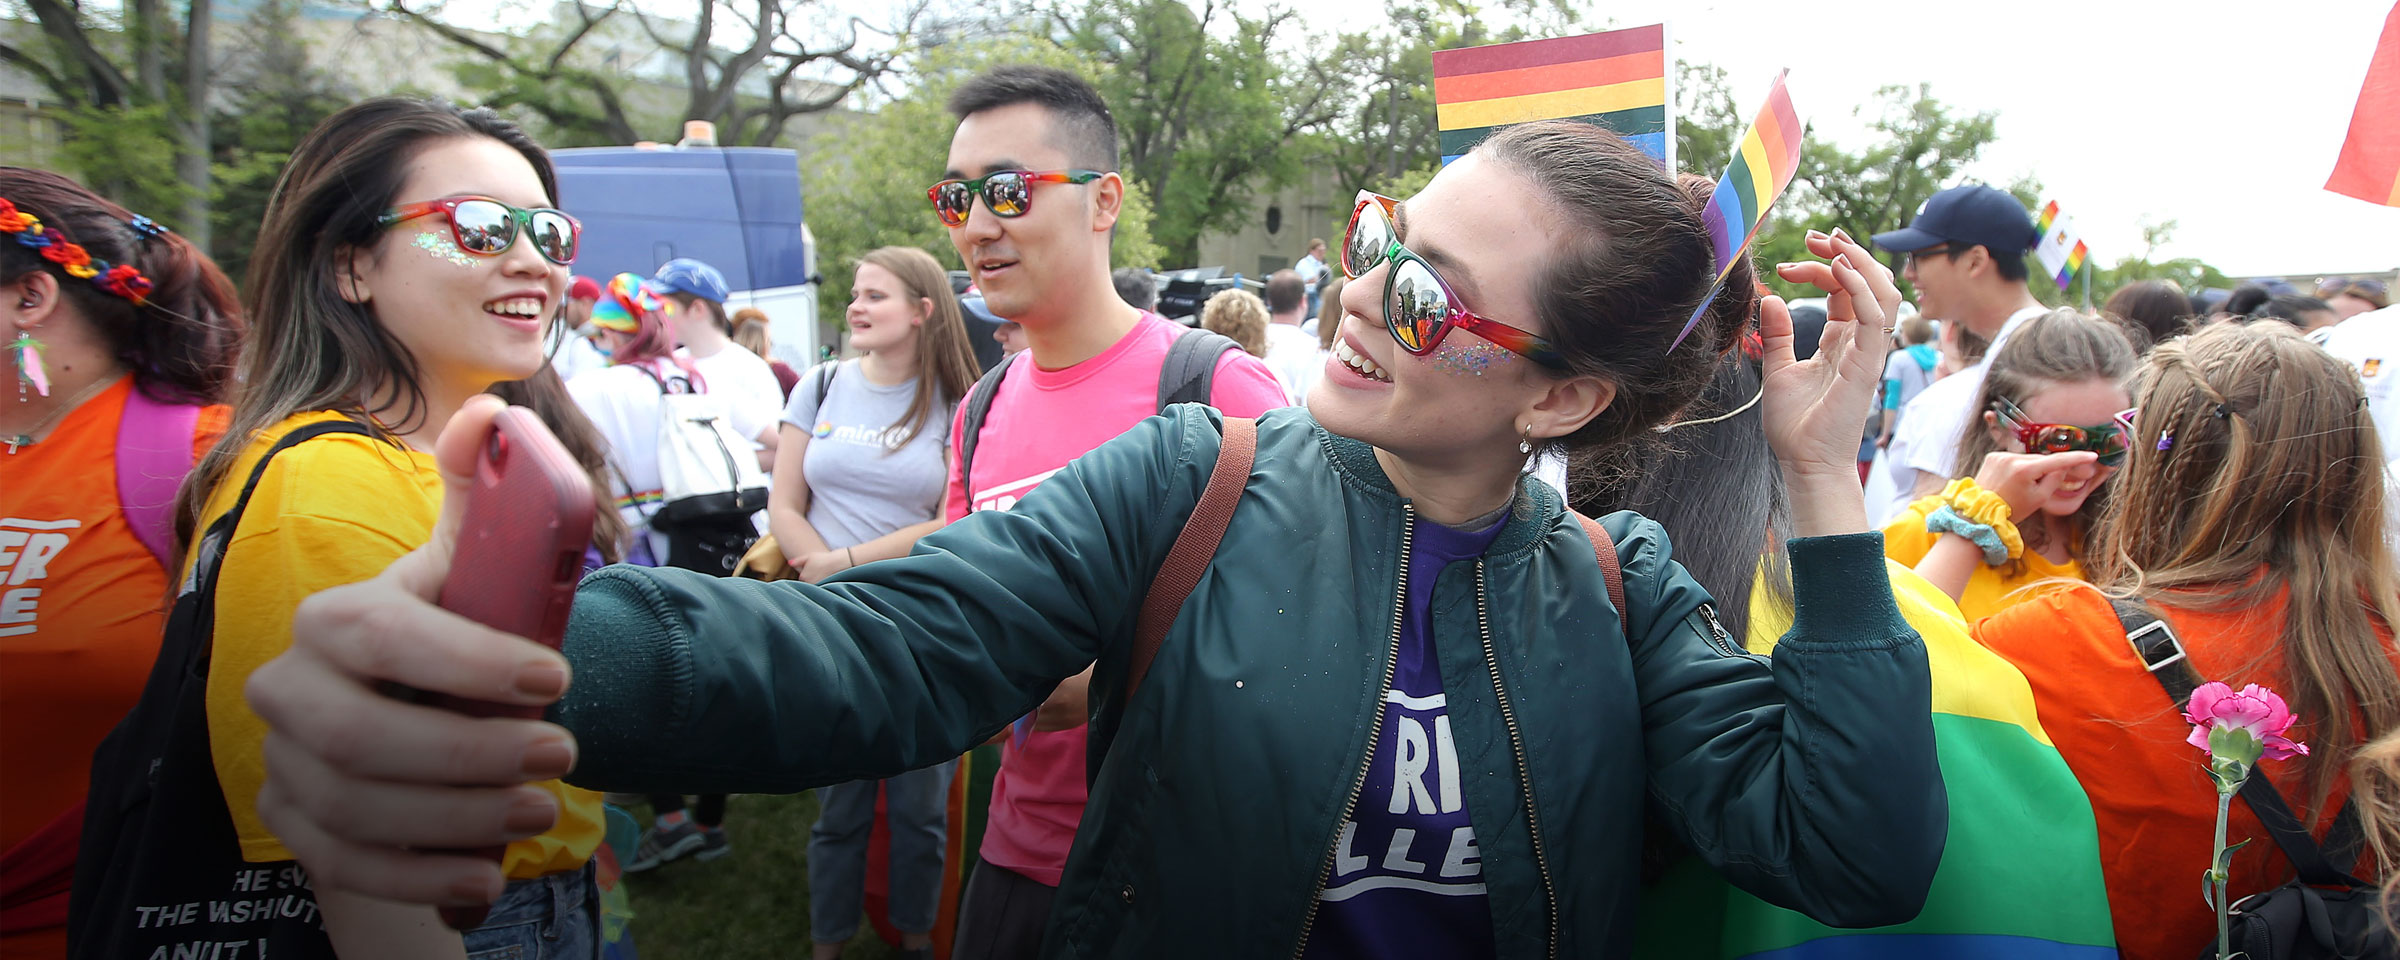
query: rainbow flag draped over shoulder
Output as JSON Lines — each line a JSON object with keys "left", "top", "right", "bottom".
{"left": 1431, "top": 25, "right": 1671, "bottom": 167}
{"left": 1671, "top": 71, "right": 1803, "bottom": 352}
{"left": 2325, "top": 1, "right": 2400, "bottom": 207}
{"left": 1632, "top": 560, "right": 2119, "bottom": 960}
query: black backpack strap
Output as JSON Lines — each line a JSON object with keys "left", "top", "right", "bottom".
{"left": 1157, "top": 327, "right": 1239, "bottom": 411}
{"left": 812, "top": 359, "right": 840, "bottom": 409}
{"left": 2111, "top": 598, "right": 2367, "bottom": 887}
{"left": 185, "top": 420, "right": 380, "bottom": 645}
{"left": 957, "top": 353, "right": 1016, "bottom": 511}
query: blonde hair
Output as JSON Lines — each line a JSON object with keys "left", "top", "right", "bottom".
{"left": 2092, "top": 322, "right": 2400, "bottom": 841}
{"left": 729, "top": 307, "right": 772, "bottom": 358}
{"left": 856, "top": 246, "right": 980, "bottom": 450}
{"left": 1898, "top": 312, "right": 1934, "bottom": 346}
{"left": 1201, "top": 288, "right": 1269, "bottom": 357}
{"left": 1949, "top": 309, "right": 2137, "bottom": 577}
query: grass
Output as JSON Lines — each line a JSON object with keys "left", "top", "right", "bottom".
{"left": 618, "top": 792, "right": 905, "bottom": 960}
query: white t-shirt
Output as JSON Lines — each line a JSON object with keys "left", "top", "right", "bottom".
{"left": 567, "top": 358, "right": 739, "bottom": 562}
{"left": 1295, "top": 253, "right": 1330, "bottom": 288}
{"left": 1261, "top": 322, "right": 1323, "bottom": 407}
{"left": 1887, "top": 305, "right": 2051, "bottom": 496}
{"left": 548, "top": 330, "right": 610, "bottom": 384}
{"left": 2317, "top": 305, "right": 2400, "bottom": 460}
{"left": 678, "top": 344, "right": 784, "bottom": 445}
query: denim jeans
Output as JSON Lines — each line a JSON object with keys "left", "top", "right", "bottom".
{"left": 807, "top": 759, "right": 957, "bottom": 942}
{"left": 463, "top": 862, "right": 600, "bottom": 960}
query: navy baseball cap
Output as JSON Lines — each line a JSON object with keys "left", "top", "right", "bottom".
{"left": 653, "top": 258, "right": 730, "bottom": 303}
{"left": 1871, "top": 185, "right": 2038, "bottom": 256}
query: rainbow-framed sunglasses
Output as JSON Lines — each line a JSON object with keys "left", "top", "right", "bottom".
{"left": 1342, "top": 190, "right": 1566, "bottom": 370}
{"left": 926, "top": 170, "right": 1106, "bottom": 228}
{"left": 1995, "top": 397, "right": 2129, "bottom": 465}
{"left": 378, "top": 196, "right": 579, "bottom": 265}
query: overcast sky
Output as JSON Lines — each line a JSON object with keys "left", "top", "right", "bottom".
{"left": 1289, "top": 0, "right": 2400, "bottom": 278}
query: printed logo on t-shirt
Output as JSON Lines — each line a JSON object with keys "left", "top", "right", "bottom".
{"left": 0, "top": 517, "right": 80, "bottom": 638}
{"left": 1321, "top": 689, "right": 1483, "bottom": 902}
{"left": 815, "top": 420, "right": 903, "bottom": 448}
{"left": 970, "top": 468, "right": 1062, "bottom": 514}
{"left": 2365, "top": 358, "right": 2383, "bottom": 379}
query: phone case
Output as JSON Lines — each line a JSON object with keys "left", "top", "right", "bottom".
{"left": 430, "top": 406, "right": 596, "bottom": 930}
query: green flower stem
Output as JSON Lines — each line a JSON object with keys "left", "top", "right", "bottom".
{"left": 2213, "top": 785, "right": 2235, "bottom": 960}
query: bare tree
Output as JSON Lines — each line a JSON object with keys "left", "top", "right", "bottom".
{"left": 383, "top": 0, "right": 921, "bottom": 147}
{"left": 8, "top": 0, "right": 217, "bottom": 246}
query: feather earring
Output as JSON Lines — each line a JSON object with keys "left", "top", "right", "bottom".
{"left": 9, "top": 332, "right": 46, "bottom": 399}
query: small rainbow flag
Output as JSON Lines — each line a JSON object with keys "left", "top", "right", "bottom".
{"left": 2325, "top": 1, "right": 2400, "bottom": 207}
{"left": 1431, "top": 24, "right": 1672, "bottom": 167}
{"left": 2033, "top": 200, "right": 2090, "bottom": 291}
{"left": 1670, "top": 70, "right": 1803, "bottom": 353}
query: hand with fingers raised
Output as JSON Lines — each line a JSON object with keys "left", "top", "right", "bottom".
{"left": 1973, "top": 450, "right": 2102, "bottom": 522}
{"left": 247, "top": 395, "right": 580, "bottom": 909}
{"left": 1759, "top": 228, "right": 1904, "bottom": 538}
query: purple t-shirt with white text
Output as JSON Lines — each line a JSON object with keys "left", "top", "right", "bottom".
{"left": 1302, "top": 514, "right": 1503, "bottom": 960}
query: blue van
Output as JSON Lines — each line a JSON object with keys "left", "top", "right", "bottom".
{"left": 551, "top": 143, "right": 819, "bottom": 365}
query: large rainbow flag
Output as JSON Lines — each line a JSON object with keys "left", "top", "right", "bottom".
{"left": 2326, "top": 1, "right": 2400, "bottom": 207}
{"left": 1632, "top": 560, "right": 2119, "bottom": 960}
{"left": 1671, "top": 70, "right": 1803, "bottom": 352}
{"left": 1431, "top": 24, "right": 1672, "bottom": 167}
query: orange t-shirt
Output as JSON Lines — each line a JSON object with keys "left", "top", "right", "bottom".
{"left": 0, "top": 376, "right": 226, "bottom": 959}
{"left": 1976, "top": 583, "right": 2392, "bottom": 960}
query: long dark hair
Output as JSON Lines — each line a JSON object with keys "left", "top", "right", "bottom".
{"left": 487, "top": 366, "right": 627, "bottom": 565}
{"left": 1475, "top": 124, "right": 1758, "bottom": 464}
{"left": 0, "top": 166, "right": 242, "bottom": 404}
{"left": 176, "top": 98, "right": 558, "bottom": 550}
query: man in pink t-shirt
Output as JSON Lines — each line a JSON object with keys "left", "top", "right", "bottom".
{"left": 934, "top": 67, "right": 1284, "bottom": 959}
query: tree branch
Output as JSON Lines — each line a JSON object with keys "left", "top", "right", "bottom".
{"left": 23, "top": 0, "right": 131, "bottom": 106}
{"left": 0, "top": 41, "right": 72, "bottom": 103}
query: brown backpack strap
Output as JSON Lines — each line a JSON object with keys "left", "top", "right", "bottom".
{"left": 1127, "top": 417, "right": 1257, "bottom": 703}
{"left": 1573, "top": 512, "right": 1628, "bottom": 619}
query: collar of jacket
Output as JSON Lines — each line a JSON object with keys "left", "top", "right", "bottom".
{"left": 1310, "top": 421, "right": 1567, "bottom": 563}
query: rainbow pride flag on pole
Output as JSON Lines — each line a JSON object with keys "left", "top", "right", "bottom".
{"left": 1633, "top": 561, "right": 2120, "bottom": 960}
{"left": 2034, "top": 200, "right": 2090, "bottom": 291}
{"left": 1431, "top": 24, "right": 1672, "bottom": 168}
{"left": 2326, "top": 1, "right": 2400, "bottom": 206}
{"left": 1670, "top": 70, "right": 1803, "bottom": 353}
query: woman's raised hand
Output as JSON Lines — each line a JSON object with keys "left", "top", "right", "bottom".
{"left": 1974, "top": 450, "right": 2101, "bottom": 522}
{"left": 1760, "top": 228, "right": 1903, "bottom": 537}
{"left": 247, "top": 395, "right": 575, "bottom": 907}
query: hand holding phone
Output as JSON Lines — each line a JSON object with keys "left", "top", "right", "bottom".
{"left": 430, "top": 405, "right": 596, "bottom": 929}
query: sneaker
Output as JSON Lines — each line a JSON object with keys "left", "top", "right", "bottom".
{"left": 625, "top": 820, "right": 705, "bottom": 872}
{"left": 693, "top": 826, "right": 731, "bottom": 862}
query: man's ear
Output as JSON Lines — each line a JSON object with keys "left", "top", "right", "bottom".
{"left": 7, "top": 271, "right": 63, "bottom": 330}
{"left": 1091, "top": 171, "right": 1124, "bottom": 233}
{"left": 334, "top": 245, "right": 374, "bottom": 304}
{"left": 1960, "top": 244, "right": 1995, "bottom": 281}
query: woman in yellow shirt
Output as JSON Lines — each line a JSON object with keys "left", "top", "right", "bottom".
{"left": 171, "top": 99, "right": 603, "bottom": 957}
{"left": 1883, "top": 309, "right": 2137, "bottom": 620}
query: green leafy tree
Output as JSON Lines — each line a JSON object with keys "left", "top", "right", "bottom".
{"left": 801, "top": 37, "right": 1161, "bottom": 341}
{"left": 204, "top": 0, "right": 349, "bottom": 277}
{"left": 8, "top": 0, "right": 218, "bottom": 245}
{"left": 1050, "top": 0, "right": 1342, "bottom": 264}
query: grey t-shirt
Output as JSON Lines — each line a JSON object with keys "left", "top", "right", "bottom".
{"left": 779, "top": 360, "right": 952, "bottom": 549}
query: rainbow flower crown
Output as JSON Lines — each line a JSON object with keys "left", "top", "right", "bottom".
{"left": 0, "top": 196, "right": 159, "bottom": 305}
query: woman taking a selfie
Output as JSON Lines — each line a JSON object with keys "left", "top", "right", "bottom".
{"left": 245, "top": 120, "right": 1945, "bottom": 956}
{"left": 71, "top": 98, "right": 603, "bottom": 959}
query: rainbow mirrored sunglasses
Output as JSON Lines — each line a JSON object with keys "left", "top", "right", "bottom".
{"left": 1342, "top": 191, "right": 1566, "bottom": 370}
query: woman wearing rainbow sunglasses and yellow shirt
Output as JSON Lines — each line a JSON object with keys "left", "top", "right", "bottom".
{"left": 1885, "top": 309, "right": 2138, "bottom": 620}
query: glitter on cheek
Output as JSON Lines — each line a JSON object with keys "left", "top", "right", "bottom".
{"left": 413, "top": 230, "right": 480, "bottom": 269}
{"left": 1430, "top": 340, "right": 1516, "bottom": 377}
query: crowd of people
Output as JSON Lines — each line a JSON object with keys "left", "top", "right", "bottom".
{"left": 3, "top": 59, "right": 2399, "bottom": 960}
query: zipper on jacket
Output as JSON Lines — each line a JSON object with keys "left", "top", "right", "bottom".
{"left": 1291, "top": 503, "right": 1414, "bottom": 959}
{"left": 1477, "top": 560, "right": 1559, "bottom": 960}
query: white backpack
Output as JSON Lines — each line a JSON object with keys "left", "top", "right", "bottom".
{"left": 632, "top": 361, "right": 769, "bottom": 573}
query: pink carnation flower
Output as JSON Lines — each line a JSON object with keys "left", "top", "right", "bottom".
{"left": 2184, "top": 681, "right": 2310, "bottom": 762}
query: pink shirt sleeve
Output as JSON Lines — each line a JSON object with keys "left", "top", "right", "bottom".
{"left": 1206, "top": 350, "right": 1291, "bottom": 417}
{"left": 943, "top": 399, "right": 972, "bottom": 523}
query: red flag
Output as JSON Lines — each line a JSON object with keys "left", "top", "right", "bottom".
{"left": 2327, "top": 2, "right": 2400, "bottom": 206}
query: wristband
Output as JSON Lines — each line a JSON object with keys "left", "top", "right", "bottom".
{"left": 1926, "top": 505, "right": 2013, "bottom": 566}
{"left": 1938, "top": 477, "right": 2024, "bottom": 558}
{"left": 845, "top": 546, "right": 857, "bottom": 569}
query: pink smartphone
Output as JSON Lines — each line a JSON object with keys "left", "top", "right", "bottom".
{"left": 430, "top": 406, "right": 595, "bottom": 929}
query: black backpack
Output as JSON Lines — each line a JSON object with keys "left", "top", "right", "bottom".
{"left": 2112, "top": 599, "right": 2395, "bottom": 960}
{"left": 69, "top": 422, "right": 375, "bottom": 959}
{"left": 956, "top": 326, "right": 1237, "bottom": 507}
